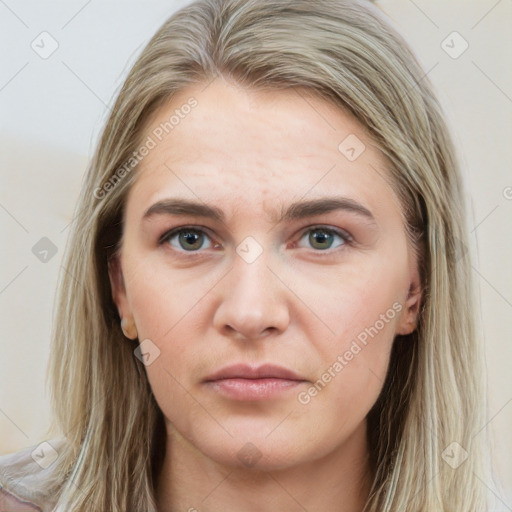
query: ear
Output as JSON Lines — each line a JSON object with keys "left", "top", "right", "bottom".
{"left": 107, "top": 252, "right": 132, "bottom": 321}
{"left": 395, "top": 264, "right": 423, "bottom": 336}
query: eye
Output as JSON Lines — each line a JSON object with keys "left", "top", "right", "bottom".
{"left": 297, "top": 226, "right": 351, "bottom": 251}
{"left": 159, "top": 225, "right": 352, "bottom": 254}
{"left": 159, "top": 227, "right": 215, "bottom": 252}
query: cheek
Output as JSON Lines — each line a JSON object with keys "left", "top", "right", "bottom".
{"left": 297, "top": 301, "right": 398, "bottom": 437}
{"left": 297, "top": 253, "right": 405, "bottom": 353}
{"left": 124, "top": 254, "right": 215, "bottom": 342}
{"left": 127, "top": 269, "right": 213, "bottom": 435}
{"left": 294, "top": 255, "right": 405, "bottom": 412}
{"left": 124, "top": 259, "right": 217, "bottom": 402}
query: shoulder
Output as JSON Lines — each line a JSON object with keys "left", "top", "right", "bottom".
{"left": 0, "top": 487, "right": 41, "bottom": 511}
{"left": 0, "top": 438, "right": 67, "bottom": 512}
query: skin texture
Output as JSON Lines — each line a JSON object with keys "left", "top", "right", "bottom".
{"left": 109, "top": 76, "right": 422, "bottom": 512}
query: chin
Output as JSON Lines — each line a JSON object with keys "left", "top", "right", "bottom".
{"left": 208, "top": 443, "right": 309, "bottom": 472}
{"left": 189, "top": 421, "right": 326, "bottom": 472}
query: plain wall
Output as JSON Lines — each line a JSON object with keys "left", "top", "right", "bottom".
{"left": 1, "top": 0, "right": 511, "bottom": 506}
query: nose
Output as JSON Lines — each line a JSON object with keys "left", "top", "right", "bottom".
{"left": 212, "top": 251, "right": 290, "bottom": 341}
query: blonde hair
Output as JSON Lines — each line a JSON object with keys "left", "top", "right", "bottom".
{"left": 45, "top": 0, "right": 491, "bottom": 510}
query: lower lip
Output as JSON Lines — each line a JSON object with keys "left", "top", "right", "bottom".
{"left": 205, "top": 378, "right": 305, "bottom": 401}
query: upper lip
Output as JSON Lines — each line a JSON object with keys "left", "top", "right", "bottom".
{"left": 203, "top": 364, "right": 306, "bottom": 382}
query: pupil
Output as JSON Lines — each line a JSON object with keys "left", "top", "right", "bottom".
{"left": 310, "top": 230, "right": 333, "bottom": 249}
{"left": 180, "top": 231, "right": 202, "bottom": 250}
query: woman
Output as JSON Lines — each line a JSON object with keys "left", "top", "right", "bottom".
{"left": 0, "top": 0, "right": 494, "bottom": 510}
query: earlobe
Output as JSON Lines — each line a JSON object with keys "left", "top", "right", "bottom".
{"left": 120, "top": 316, "right": 138, "bottom": 340}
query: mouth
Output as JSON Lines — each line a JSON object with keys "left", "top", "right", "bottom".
{"left": 203, "top": 364, "right": 308, "bottom": 401}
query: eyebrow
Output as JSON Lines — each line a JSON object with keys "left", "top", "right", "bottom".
{"left": 142, "top": 197, "right": 376, "bottom": 225}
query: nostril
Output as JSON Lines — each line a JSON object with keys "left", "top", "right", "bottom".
{"left": 223, "top": 324, "right": 278, "bottom": 342}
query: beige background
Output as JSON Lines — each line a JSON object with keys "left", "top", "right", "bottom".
{"left": 1, "top": 0, "right": 511, "bottom": 507}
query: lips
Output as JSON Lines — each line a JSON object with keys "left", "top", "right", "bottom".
{"left": 203, "top": 363, "right": 305, "bottom": 383}
{"left": 203, "top": 364, "right": 307, "bottom": 401}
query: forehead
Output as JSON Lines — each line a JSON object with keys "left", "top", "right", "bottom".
{"left": 126, "top": 77, "right": 399, "bottom": 222}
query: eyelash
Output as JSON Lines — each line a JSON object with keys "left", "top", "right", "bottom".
{"left": 158, "top": 225, "right": 353, "bottom": 256}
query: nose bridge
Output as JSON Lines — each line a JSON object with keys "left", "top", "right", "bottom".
{"left": 213, "top": 239, "right": 289, "bottom": 339}
{"left": 233, "top": 245, "right": 273, "bottom": 300}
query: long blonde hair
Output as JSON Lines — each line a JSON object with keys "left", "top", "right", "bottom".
{"left": 45, "top": 0, "right": 491, "bottom": 510}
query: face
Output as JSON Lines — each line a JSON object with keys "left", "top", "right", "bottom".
{"left": 109, "top": 77, "right": 422, "bottom": 470}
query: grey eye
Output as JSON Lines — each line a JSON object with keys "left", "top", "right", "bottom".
{"left": 298, "top": 227, "right": 348, "bottom": 250}
{"left": 163, "top": 229, "right": 213, "bottom": 251}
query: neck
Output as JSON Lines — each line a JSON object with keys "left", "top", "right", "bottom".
{"left": 155, "top": 421, "right": 372, "bottom": 512}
